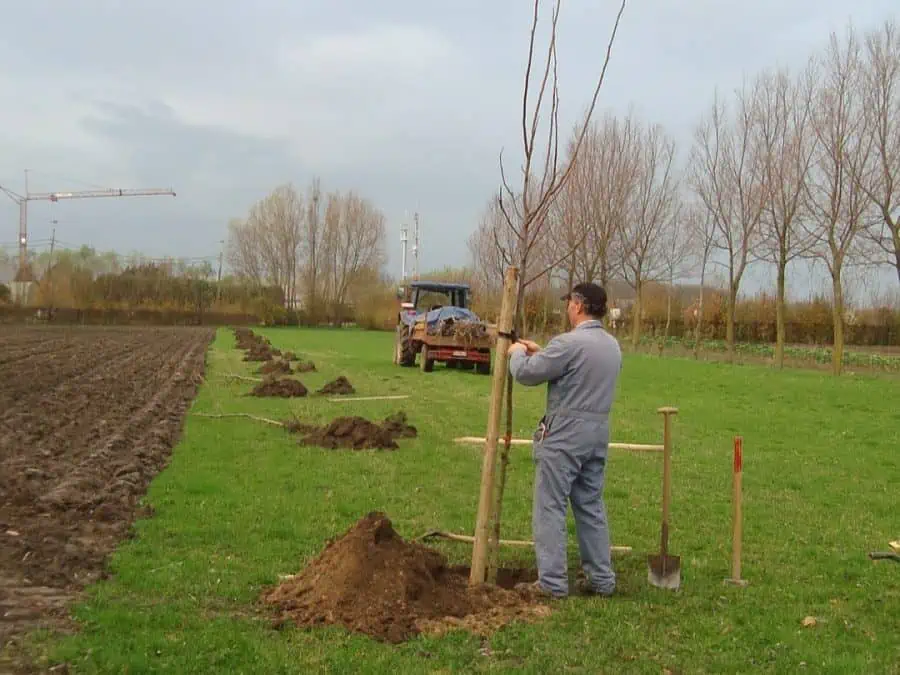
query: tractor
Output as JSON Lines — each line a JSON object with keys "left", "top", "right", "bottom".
{"left": 392, "top": 281, "right": 494, "bottom": 374}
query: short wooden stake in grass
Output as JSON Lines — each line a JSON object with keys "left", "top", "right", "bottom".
{"left": 469, "top": 266, "right": 518, "bottom": 586}
{"left": 725, "top": 436, "right": 749, "bottom": 587}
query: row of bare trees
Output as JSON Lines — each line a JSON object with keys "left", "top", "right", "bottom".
{"left": 226, "top": 180, "right": 387, "bottom": 321}
{"left": 470, "top": 16, "right": 899, "bottom": 375}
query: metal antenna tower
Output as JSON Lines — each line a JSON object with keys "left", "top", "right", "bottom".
{"left": 412, "top": 212, "right": 420, "bottom": 279}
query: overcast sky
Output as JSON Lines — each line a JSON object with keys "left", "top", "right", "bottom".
{"left": 0, "top": 1, "right": 897, "bottom": 301}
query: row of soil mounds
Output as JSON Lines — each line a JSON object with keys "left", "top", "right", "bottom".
{"left": 263, "top": 512, "right": 550, "bottom": 643}
{"left": 250, "top": 375, "right": 356, "bottom": 398}
{"left": 234, "top": 327, "right": 311, "bottom": 370}
{"left": 285, "top": 412, "right": 416, "bottom": 450}
{"left": 235, "top": 328, "right": 352, "bottom": 399}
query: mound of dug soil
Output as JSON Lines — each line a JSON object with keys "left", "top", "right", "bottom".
{"left": 263, "top": 512, "right": 549, "bottom": 643}
{"left": 250, "top": 377, "right": 308, "bottom": 397}
{"left": 317, "top": 376, "right": 355, "bottom": 395}
{"left": 243, "top": 345, "right": 274, "bottom": 362}
{"left": 301, "top": 416, "right": 399, "bottom": 449}
{"left": 258, "top": 359, "right": 293, "bottom": 375}
{"left": 290, "top": 412, "right": 417, "bottom": 450}
{"left": 234, "top": 327, "right": 271, "bottom": 351}
{"left": 294, "top": 360, "right": 317, "bottom": 373}
{"left": 381, "top": 412, "right": 417, "bottom": 438}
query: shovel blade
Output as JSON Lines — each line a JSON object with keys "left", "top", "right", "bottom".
{"left": 647, "top": 553, "right": 681, "bottom": 589}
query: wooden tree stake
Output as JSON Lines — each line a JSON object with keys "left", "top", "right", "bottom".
{"left": 487, "top": 371, "right": 514, "bottom": 583}
{"left": 470, "top": 266, "right": 519, "bottom": 586}
{"left": 725, "top": 436, "right": 749, "bottom": 587}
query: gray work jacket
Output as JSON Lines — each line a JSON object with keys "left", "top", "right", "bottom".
{"left": 509, "top": 320, "right": 622, "bottom": 454}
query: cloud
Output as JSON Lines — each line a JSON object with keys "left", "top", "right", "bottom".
{"left": 282, "top": 23, "right": 454, "bottom": 75}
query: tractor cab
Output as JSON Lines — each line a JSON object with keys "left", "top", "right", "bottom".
{"left": 396, "top": 281, "right": 472, "bottom": 326}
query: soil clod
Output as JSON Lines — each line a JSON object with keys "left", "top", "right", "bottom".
{"left": 317, "top": 376, "right": 355, "bottom": 395}
{"left": 381, "top": 412, "right": 417, "bottom": 438}
{"left": 258, "top": 360, "right": 293, "bottom": 376}
{"left": 263, "top": 512, "right": 549, "bottom": 643}
{"left": 286, "top": 411, "right": 418, "bottom": 450}
{"left": 300, "top": 417, "right": 399, "bottom": 449}
{"left": 250, "top": 377, "right": 308, "bottom": 398}
{"left": 294, "top": 360, "right": 317, "bottom": 373}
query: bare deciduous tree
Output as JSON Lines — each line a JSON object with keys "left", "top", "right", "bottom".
{"left": 468, "top": 197, "right": 520, "bottom": 297}
{"left": 618, "top": 121, "right": 680, "bottom": 347}
{"left": 659, "top": 199, "right": 696, "bottom": 350}
{"left": 685, "top": 202, "right": 717, "bottom": 358}
{"left": 496, "top": 0, "right": 628, "bottom": 321}
{"left": 321, "top": 191, "right": 387, "bottom": 320}
{"left": 690, "top": 85, "right": 768, "bottom": 361}
{"left": 806, "top": 25, "right": 873, "bottom": 375}
{"left": 553, "top": 112, "right": 637, "bottom": 297}
{"left": 755, "top": 63, "right": 817, "bottom": 368}
{"left": 226, "top": 217, "right": 265, "bottom": 285}
{"left": 226, "top": 183, "right": 305, "bottom": 306}
{"left": 486, "top": 0, "right": 628, "bottom": 584}
{"left": 856, "top": 19, "right": 900, "bottom": 285}
{"left": 304, "top": 178, "right": 324, "bottom": 320}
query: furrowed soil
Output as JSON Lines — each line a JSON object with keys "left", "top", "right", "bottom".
{"left": 0, "top": 325, "right": 214, "bottom": 671}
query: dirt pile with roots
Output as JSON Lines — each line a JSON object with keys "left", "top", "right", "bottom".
{"left": 288, "top": 412, "right": 417, "bottom": 450}
{"left": 258, "top": 359, "right": 293, "bottom": 376}
{"left": 234, "top": 327, "right": 282, "bottom": 362}
{"left": 251, "top": 377, "right": 308, "bottom": 398}
{"left": 317, "top": 376, "right": 355, "bottom": 395}
{"left": 263, "top": 512, "right": 549, "bottom": 643}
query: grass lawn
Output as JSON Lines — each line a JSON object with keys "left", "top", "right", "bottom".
{"left": 33, "top": 327, "right": 900, "bottom": 674}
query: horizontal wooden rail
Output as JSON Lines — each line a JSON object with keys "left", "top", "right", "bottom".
{"left": 453, "top": 436, "right": 664, "bottom": 453}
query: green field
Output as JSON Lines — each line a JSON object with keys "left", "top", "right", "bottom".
{"left": 33, "top": 328, "right": 900, "bottom": 673}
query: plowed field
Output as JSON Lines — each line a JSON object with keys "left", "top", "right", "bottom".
{"left": 0, "top": 326, "right": 214, "bottom": 662}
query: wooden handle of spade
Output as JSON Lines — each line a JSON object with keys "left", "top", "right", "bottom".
{"left": 657, "top": 407, "right": 678, "bottom": 554}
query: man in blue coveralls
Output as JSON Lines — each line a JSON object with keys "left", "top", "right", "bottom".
{"left": 508, "top": 282, "right": 622, "bottom": 599}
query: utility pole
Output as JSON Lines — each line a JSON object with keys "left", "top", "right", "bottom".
{"left": 216, "top": 239, "right": 224, "bottom": 305}
{"left": 46, "top": 225, "right": 56, "bottom": 311}
{"left": 0, "top": 170, "right": 176, "bottom": 282}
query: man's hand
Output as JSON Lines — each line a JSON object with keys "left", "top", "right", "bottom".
{"left": 518, "top": 339, "right": 541, "bottom": 354}
{"left": 508, "top": 342, "right": 527, "bottom": 357}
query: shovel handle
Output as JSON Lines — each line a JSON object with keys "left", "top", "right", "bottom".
{"left": 657, "top": 407, "right": 677, "bottom": 553}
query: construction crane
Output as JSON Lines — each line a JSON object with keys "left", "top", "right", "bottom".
{"left": 0, "top": 173, "right": 176, "bottom": 280}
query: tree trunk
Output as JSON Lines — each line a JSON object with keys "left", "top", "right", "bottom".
{"left": 694, "top": 270, "right": 705, "bottom": 360}
{"left": 893, "top": 224, "right": 900, "bottom": 287}
{"left": 775, "top": 260, "right": 787, "bottom": 369}
{"left": 661, "top": 288, "right": 672, "bottom": 357}
{"left": 725, "top": 287, "right": 737, "bottom": 363}
{"left": 630, "top": 281, "right": 642, "bottom": 349}
{"left": 831, "top": 271, "right": 845, "bottom": 376}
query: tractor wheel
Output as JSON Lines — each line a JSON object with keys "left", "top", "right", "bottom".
{"left": 476, "top": 357, "right": 491, "bottom": 375}
{"left": 421, "top": 344, "right": 434, "bottom": 373}
{"left": 446, "top": 359, "right": 459, "bottom": 369}
{"left": 397, "top": 333, "right": 416, "bottom": 367}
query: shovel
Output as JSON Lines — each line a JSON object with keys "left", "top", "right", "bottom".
{"left": 648, "top": 407, "right": 680, "bottom": 589}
